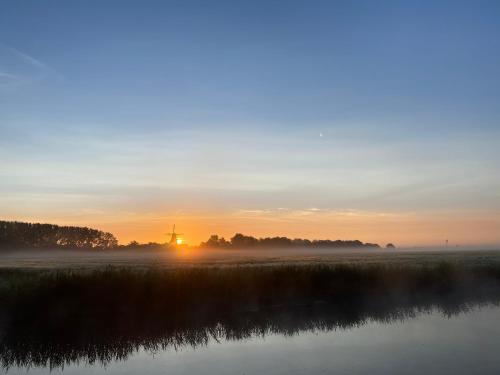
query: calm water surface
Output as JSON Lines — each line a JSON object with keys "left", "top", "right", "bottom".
{"left": 5, "top": 305, "right": 500, "bottom": 375}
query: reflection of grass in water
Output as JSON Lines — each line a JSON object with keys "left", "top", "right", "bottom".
{"left": 1, "top": 263, "right": 500, "bottom": 369}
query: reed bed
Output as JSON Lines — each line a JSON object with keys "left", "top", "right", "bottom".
{"left": 1, "top": 263, "right": 500, "bottom": 369}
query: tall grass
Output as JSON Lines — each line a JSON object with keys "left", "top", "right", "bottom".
{"left": 1, "top": 263, "right": 500, "bottom": 369}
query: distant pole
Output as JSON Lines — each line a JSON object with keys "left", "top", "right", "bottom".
{"left": 445, "top": 239, "right": 448, "bottom": 248}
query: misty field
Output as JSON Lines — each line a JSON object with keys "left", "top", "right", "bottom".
{"left": 1, "top": 248, "right": 500, "bottom": 269}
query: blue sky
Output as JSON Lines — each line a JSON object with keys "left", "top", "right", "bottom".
{"left": 1, "top": 1, "right": 499, "bottom": 245}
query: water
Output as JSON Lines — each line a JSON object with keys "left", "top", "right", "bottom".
{"left": 4, "top": 305, "right": 500, "bottom": 374}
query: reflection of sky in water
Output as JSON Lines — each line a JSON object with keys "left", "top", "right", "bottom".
{"left": 6, "top": 305, "right": 500, "bottom": 375}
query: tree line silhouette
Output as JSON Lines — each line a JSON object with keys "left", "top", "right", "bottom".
{"left": 201, "top": 233, "right": 381, "bottom": 249}
{"left": 0, "top": 221, "right": 118, "bottom": 250}
{"left": 0, "top": 220, "right": 385, "bottom": 250}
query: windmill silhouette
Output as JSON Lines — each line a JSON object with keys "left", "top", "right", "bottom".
{"left": 166, "top": 225, "right": 183, "bottom": 245}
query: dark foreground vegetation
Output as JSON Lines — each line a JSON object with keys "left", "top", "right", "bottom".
{"left": 1, "top": 263, "right": 500, "bottom": 369}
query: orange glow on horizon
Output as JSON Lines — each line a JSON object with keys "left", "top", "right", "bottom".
{"left": 11, "top": 209, "right": 499, "bottom": 248}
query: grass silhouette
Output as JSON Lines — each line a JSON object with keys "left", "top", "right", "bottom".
{"left": 1, "top": 263, "right": 500, "bottom": 369}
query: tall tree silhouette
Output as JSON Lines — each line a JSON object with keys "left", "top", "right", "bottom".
{"left": 0, "top": 221, "right": 118, "bottom": 250}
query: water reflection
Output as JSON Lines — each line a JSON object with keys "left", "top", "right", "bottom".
{"left": 1, "top": 293, "right": 498, "bottom": 370}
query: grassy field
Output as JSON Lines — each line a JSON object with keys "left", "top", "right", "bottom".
{"left": 1, "top": 248, "right": 500, "bottom": 269}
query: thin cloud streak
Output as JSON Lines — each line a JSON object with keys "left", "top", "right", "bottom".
{"left": 7, "top": 46, "right": 48, "bottom": 71}
{"left": 0, "top": 72, "right": 17, "bottom": 79}
{"left": 0, "top": 43, "right": 59, "bottom": 86}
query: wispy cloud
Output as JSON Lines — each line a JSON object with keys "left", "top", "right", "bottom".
{"left": 233, "top": 207, "right": 408, "bottom": 220}
{"left": 0, "top": 43, "right": 59, "bottom": 87}
{"left": 0, "top": 71, "right": 19, "bottom": 85}
{"left": 0, "top": 72, "right": 17, "bottom": 79}
{"left": 8, "top": 46, "right": 48, "bottom": 72}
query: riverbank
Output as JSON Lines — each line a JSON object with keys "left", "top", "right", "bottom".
{"left": 2, "top": 262, "right": 500, "bottom": 369}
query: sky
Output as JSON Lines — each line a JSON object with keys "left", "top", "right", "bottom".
{"left": 1, "top": 0, "right": 500, "bottom": 247}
